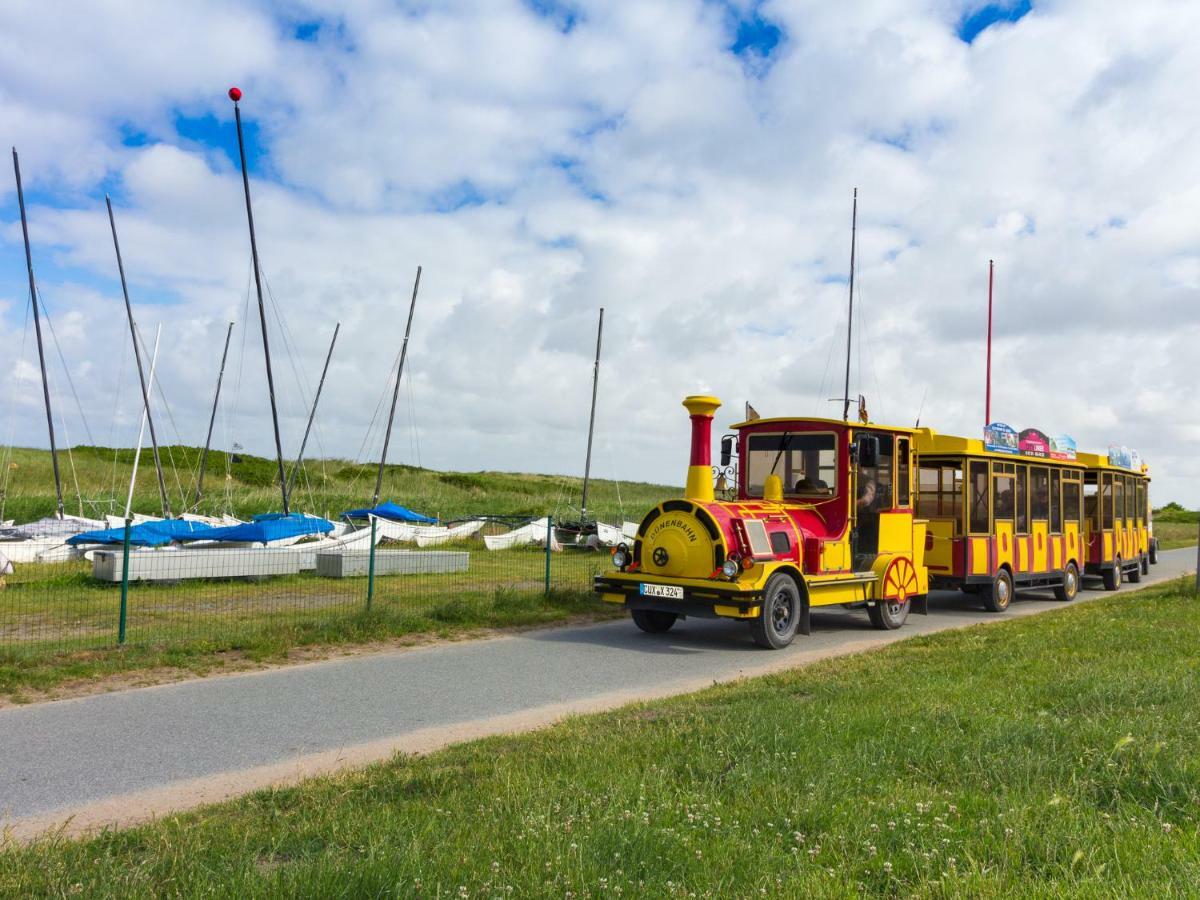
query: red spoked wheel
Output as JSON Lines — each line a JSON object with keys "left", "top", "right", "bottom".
{"left": 870, "top": 556, "right": 918, "bottom": 630}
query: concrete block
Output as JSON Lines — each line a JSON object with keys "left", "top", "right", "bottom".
{"left": 92, "top": 548, "right": 302, "bottom": 582}
{"left": 315, "top": 549, "right": 469, "bottom": 578}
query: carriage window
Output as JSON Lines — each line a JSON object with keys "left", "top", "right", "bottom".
{"left": 917, "top": 463, "right": 963, "bottom": 530}
{"left": 1015, "top": 465, "right": 1028, "bottom": 533}
{"left": 969, "top": 461, "right": 989, "bottom": 533}
{"left": 1063, "top": 479, "right": 1081, "bottom": 527}
{"left": 1137, "top": 480, "right": 1146, "bottom": 523}
{"left": 1050, "top": 469, "right": 1062, "bottom": 532}
{"left": 1102, "top": 475, "right": 1114, "bottom": 529}
{"left": 993, "top": 474, "right": 1015, "bottom": 526}
{"left": 1114, "top": 477, "right": 1125, "bottom": 527}
{"left": 745, "top": 432, "right": 838, "bottom": 498}
{"left": 1124, "top": 476, "right": 1134, "bottom": 522}
{"left": 1030, "top": 467, "right": 1050, "bottom": 521}
{"left": 897, "top": 438, "right": 911, "bottom": 508}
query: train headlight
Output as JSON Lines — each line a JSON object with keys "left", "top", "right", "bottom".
{"left": 722, "top": 558, "right": 740, "bottom": 579}
{"left": 612, "top": 544, "right": 630, "bottom": 570}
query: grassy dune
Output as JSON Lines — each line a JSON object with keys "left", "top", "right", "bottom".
{"left": 0, "top": 445, "right": 676, "bottom": 525}
{"left": 3, "top": 578, "right": 1197, "bottom": 895}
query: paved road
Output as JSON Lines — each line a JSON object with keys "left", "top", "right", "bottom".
{"left": 1, "top": 549, "right": 1193, "bottom": 836}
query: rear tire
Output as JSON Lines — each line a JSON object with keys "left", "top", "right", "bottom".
{"left": 750, "top": 573, "right": 802, "bottom": 649}
{"left": 1053, "top": 562, "right": 1079, "bottom": 602}
{"left": 867, "top": 595, "right": 911, "bottom": 630}
{"left": 1127, "top": 558, "right": 1142, "bottom": 584}
{"left": 631, "top": 609, "right": 677, "bottom": 633}
{"left": 1149, "top": 540, "right": 1159, "bottom": 565}
{"left": 980, "top": 568, "right": 1013, "bottom": 613}
{"left": 1140, "top": 554, "right": 1150, "bottom": 576}
{"left": 1102, "top": 560, "right": 1122, "bottom": 592}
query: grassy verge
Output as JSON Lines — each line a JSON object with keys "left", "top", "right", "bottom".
{"left": 4, "top": 579, "right": 1198, "bottom": 896}
{"left": 0, "top": 546, "right": 612, "bottom": 702}
{"left": 1154, "top": 521, "right": 1198, "bottom": 551}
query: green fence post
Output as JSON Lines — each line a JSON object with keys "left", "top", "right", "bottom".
{"left": 367, "top": 516, "right": 377, "bottom": 611}
{"left": 544, "top": 515, "right": 553, "bottom": 595}
{"left": 118, "top": 518, "right": 131, "bottom": 645}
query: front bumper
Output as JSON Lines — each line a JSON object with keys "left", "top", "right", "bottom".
{"left": 593, "top": 573, "right": 764, "bottom": 619}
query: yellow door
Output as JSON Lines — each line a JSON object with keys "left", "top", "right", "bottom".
{"left": 1032, "top": 521, "right": 1049, "bottom": 572}
{"left": 1065, "top": 521, "right": 1081, "bottom": 565}
{"left": 994, "top": 520, "right": 1014, "bottom": 573}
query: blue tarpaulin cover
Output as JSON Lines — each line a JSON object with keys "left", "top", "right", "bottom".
{"left": 340, "top": 501, "right": 436, "bottom": 524}
{"left": 189, "top": 513, "right": 333, "bottom": 544}
{"left": 67, "top": 519, "right": 218, "bottom": 547}
{"left": 67, "top": 514, "right": 334, "bottom": 547}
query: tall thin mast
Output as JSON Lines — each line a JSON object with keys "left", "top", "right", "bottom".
{"left": 12, "top": 148, "right": 64, "bottom": 519}
{"left": 106, "top": 195, "right": 171, "bottom": 518}
{"left": 373, "top": 266, "right": 422, "bottom": 507}
{"left": 194, "top": 321, "right": 234, "bottom": 509}
{"left": 285, "top": 323, "right": 339, "bottom": 499}
{"left": 985, "top": 259, "right": 994, "bottom": 428}
{"left": 841, "top": 188, "right": 858, "bottom": 422}
{"left": 228, "top": 86, "right": 289, "bottom": 514}
{"left": 125, "top": 325, "right": 163, "bottom": 519}
{"left": 580, "top": 307, "right": 604, "bottom": 521}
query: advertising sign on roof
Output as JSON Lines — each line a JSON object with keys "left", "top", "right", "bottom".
{"left": 1018, "top": 428, "right": 1050, "bottom": 458}
{"left": 984, "top": 422, "right": 1019, "bottom": 454}
{"left": 1048, "top": 434, "right": 1077, "bottom": 461}
{"left": 1107, "top": 446, "right": 1138, "bottom": 469}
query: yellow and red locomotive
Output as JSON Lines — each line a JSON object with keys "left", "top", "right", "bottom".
{"left": 595, "top": 396, "right": 929, "bottom": 648}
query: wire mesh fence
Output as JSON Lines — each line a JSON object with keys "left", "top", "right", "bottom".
{"left": 0, "top": 516, "right": 612, "bottom": 665}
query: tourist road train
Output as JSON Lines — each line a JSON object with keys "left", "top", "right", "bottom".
{"left": 594, "top": 396, "right": 1155, "bottom": 648}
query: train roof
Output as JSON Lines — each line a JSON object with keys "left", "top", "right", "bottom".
{"left": 1074, "top": 450, "right": 1151, "bottom": 476}
{"left": 728, "top": 415, "right": 920, "bottom": 434}
{"left": 912, "top": 428, "right": 1087, "bottom": 468}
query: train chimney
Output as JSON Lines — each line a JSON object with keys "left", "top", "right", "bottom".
{"left": 682, "top": 395, "right": 721, "bottom": 502}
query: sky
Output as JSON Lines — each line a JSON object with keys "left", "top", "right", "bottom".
{"left": 1, "top": 0, "right": 1198, "bottom": 511}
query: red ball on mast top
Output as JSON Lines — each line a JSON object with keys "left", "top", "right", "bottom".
{"left": 228, "top": 86, "right": 243, "bottom": 102}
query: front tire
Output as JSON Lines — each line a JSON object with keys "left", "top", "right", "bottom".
{"left": 1102, "top": 559, "right": 1122, "bottom": 592}
{"left": 981, "top": 568, "right": 1013, "bottom": 613}
{"left": 1053, "top": 562, "right": 1080, "bottom": 602}
{"left": 750, "top": 573, "right": 802, "bottom": 649}
{"left": 631, "top": 609, "right": 677, "bottom": 633}
{"left": 868, "top": 596, "right": 912, "bottom": 630}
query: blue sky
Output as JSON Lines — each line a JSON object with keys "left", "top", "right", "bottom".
{"left": 1, "top": 0, "right": 1198, "bottom": 510}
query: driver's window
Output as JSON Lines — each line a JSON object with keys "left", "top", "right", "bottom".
{"left": 855, "top": 434, "right": 895, "bottom": 512}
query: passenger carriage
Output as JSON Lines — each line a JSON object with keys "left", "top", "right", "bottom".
{"left": 594, "top": 396, "right": 929, "bottom": 649}
{"left": 912, "top": 430, "right": 1087, "bottom": 610}
{"left": 1077, "top": 452, "right": 1154, "bottom": 590}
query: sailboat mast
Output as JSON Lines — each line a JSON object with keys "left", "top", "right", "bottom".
{"left": 106, "top": 196, "right": 171, "bottom": 518}
{"left": 580, "top": 307, "right": 604, "bottom": 522}
{"left": 125, "top": 325, "right": 163, "bottom": 519}
{"left": 841, "top": 188, "right": 858, "bottom": 422}
{"left": 372, "top": 266, "right": 422, "bottom": 507}
{"left": 228, "top": 86, "right": 289, "bottom": 515}
{"left": 11, "top": 148, "right": 64, "bottom": 519}
{"left": 285, "top": 322, "right": 339, "bottom": 499}
{"left": 194, "top": 321, "right": 234, "bottom": 509}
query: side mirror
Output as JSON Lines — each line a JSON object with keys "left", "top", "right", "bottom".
{"left": 857, "top": 435, "right": 880, "bottom": 469}
{"left": 719, "top": 435, "right": 734, "bottom": 468}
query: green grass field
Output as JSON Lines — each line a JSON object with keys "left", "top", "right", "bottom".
{"left": 0, "top": 444, "right": 676, "bottom": 525}
{"left": 3, "top": 578, "right": 1196, "bottom": 896}
{"left": 1152, "top": 505, "right": 1200, "bottom": 551}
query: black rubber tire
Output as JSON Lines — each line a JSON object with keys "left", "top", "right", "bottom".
{"left": 1140, "top": 553, "right": 1150, "bottom": 576}
{"left": 1053, "top": 562, "right": 1080, "bottom": 602}
{"left": 1127, "top": 558, "right": 1142, "bottom": 584}
{"left": 980, "top": 568, "right": 1014, "bottom": 613}
{"left": 631, "top": 609, "right": 677, "bottom": 633}
{"left": 1102, "top": 560, "right": 1122, "bottom": 592}
{"left": 867, "top": 595, "right": 911, "bottom": 630}
{"left": 749, "top": 573, "right": 802, "bottom": 649}
{"left": 1149, "top": 540, "right": 1159, "bottom": 565}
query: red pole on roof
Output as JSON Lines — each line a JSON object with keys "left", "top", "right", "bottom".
{"left": 985, "top": 259, "right": 994, "bottom": 428}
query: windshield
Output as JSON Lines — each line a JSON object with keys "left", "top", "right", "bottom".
{"left": 745, "top": 432, "right": 838, "bottom": 498}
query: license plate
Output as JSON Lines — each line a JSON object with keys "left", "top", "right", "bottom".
{"left": 640, "top": 583, "right": 684, "bottom": 599}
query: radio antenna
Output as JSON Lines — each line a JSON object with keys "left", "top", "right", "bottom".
{"left": 841, "top": 188, "right": 858, "bottom": 422}
{"left": 915, "top": 387, "right": 928, "bottom": 429}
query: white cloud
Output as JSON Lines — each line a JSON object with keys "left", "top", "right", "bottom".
{"left": 1, "top": 0, "right": 1198, "bottom": 513}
